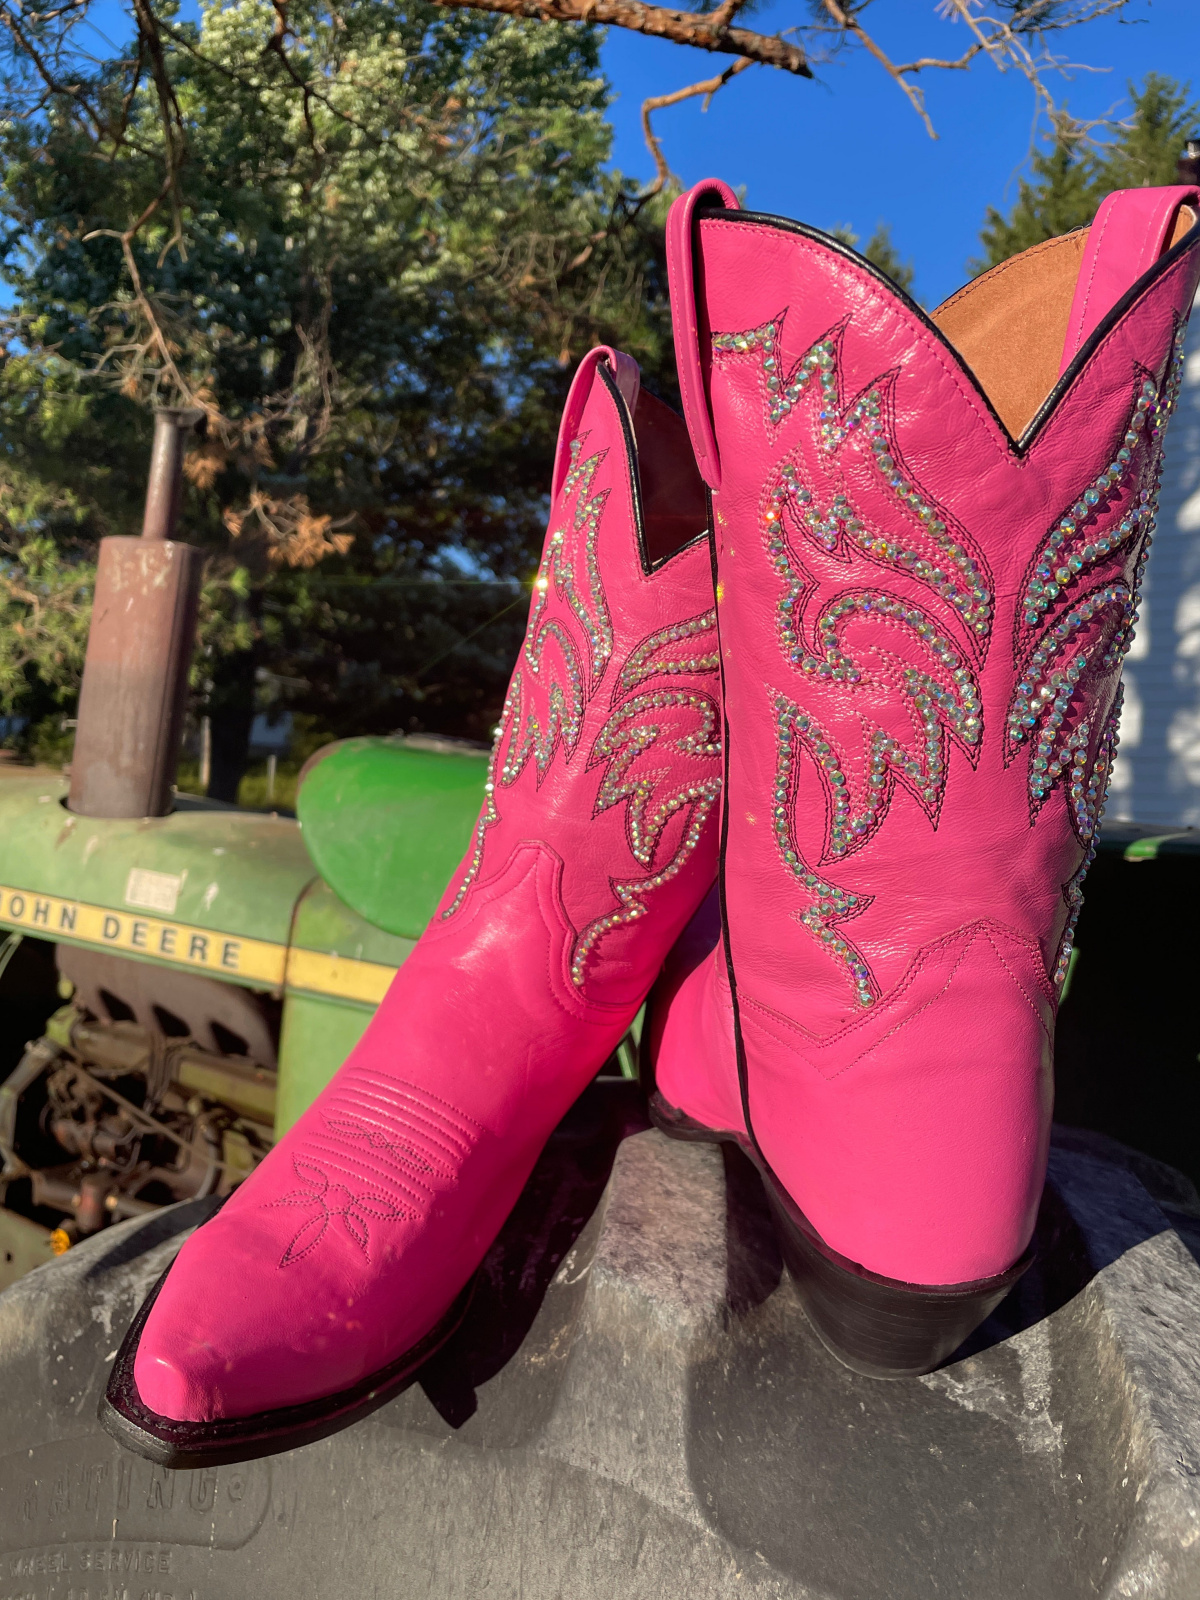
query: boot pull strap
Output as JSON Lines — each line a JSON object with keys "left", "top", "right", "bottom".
{"left": 667, "top": 178, "right": 741, "bottom": 491}
{"left": 1059, "top": 185, "right": 1200, "bottom": 376}
{"left": 553, "top": 346, "right": 641, "bottom": 499}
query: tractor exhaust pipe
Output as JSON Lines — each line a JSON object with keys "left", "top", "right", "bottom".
{"left": 68, "top": 408, "right": 207, "bottom": 819}
{"left": 140, "top": 404, "right": 198, "bottom": 542}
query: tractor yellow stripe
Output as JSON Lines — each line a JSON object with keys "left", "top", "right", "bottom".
{"left": 0, "top": 884, "right": 398, "bottom": 1005}
{"left": 282, "top": 946, "right": 398, "bottom": 1006}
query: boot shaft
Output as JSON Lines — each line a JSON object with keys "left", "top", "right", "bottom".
{"left": 661, "top": 182, "right": 1200, "bottom": 1288}
{"left": 670, "top": 184, "right": 1200, "bottom": 1037}
{"left": 434, "top": 346, "right": 722, "bottom": 1015}
{"left": 121, "top": 347, "right": 727, "bottom": 1440}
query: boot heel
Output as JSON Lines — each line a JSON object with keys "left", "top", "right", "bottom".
{"left": 763, "top": 1175, "right": 1032, "bottom": 1379}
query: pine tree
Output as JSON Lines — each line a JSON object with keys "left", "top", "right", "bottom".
{"left": 1098, "top": 73, "right": 1198, "bottom": 190}
{"left": 974, "top": 138, "right": 1099, "bottom": 273}
{"left": 973, "top": 74, "right": 1198, "bottom": 274}
{"left": 831, "top": 221, "right": 918, "bottom": 299}
{"left": 0, "top": 0, "right": 677, "bottom": 775}
{"left": 862, "top": 224, "right": 917, "bottom": 299}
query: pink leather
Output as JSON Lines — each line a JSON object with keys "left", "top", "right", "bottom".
{"left": 1060, "top": 186, "right": 1199, "bottom": 373}
{"left": 666, "top": 178, "right": 740, "bottom": 490}
{"left": 653, "top": 941, "right": 745, "bottom": 1138}
{"left": 135, "top": 350, "right": 722, "bottom": 1421}
{"left": 552, "top": 346, "right": 639, "bottom": 496}
{"left": 645, "top": 884, "right": 745, "bottom": 1135}
{"left": 657, "top": 183, "right": 1200, "bottom": 1285}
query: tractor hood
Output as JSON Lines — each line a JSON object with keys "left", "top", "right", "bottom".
{"left": 0, "top": 775, "right": 420, "bottom": 1008}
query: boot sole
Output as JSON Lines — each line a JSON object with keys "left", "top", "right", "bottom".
{"left": 99, "top": 1266, "right": 474, "bottom": 1467}
{"left": 648, "top": 1090, "right": 1031, "bottom": 1379}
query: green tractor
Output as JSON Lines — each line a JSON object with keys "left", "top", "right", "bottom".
{"left": 0, "top": 414, "right": 497, "bottom": 1287}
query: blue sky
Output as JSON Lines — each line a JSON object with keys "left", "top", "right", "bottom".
{"left": 600, "top": 0, "right": 1199, "bottom": 306}
{"left": 9, "top": 0, "right": 1197, "bottom": 313}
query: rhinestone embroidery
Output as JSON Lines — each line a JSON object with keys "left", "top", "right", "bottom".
{"left": 503, "top": 655, "right": 584, "bottom": 783}
{"left": 714, "top": 306, "right": 1186, "bottom": 1008}
{"left": 441, "top": 439, "right": 618, "bottom": 920}
{"left": 441, "top": 417, "right": 721, "bottom": 955}
{"left": 713, "top": 313, "right": 995, "bottom": 1008}
{"left": 1053, "top": 689, "right": 1122, "bottom": 987}
{"left": 773, "top": 695, "right": 875, "bottom": 1009}
{"left": 570, "top": 673, "right": 722, "bottom": 985}
{"left": 1011, "top": 324, "right": 1187, "bottom": 826}
{"left": 776, "top": 589, "right": 980, "bottom": 856}
{"left": 440, "top": 691, "right": 508, "bottom": 918}
{"left": 713, "top": 318, "right": 836, "bottom": 424}
{"left": 759, "top": 458, "right": 982, "bottom": 989}
{"left": 714, "top": 318, "right": 991, "bottom": 636}
{"left": 1021, "top": 361, "right": 1179, "bottom": 627}
{"left": 504, "top": 434, "right": 622, "bottom": 775}
{"left": 767, "top": 487, "right": 982, "bottom": 727}
{"left": 620, "top": 609, "right": 719, "bottom": 692}
{"left": 572, "top": 758, "right": 721, "bottom": 991}
{"left": 545, "top": 437, "right": 615, "bottom": 682}
{"left": 442, "top": 629, "right": 588, "bottom": 920}
{"left": 1007, "top": 582, "right": 1133, "bottom": 803}
{"left": 591, "top": 690, "right": 722, "bottom": 862}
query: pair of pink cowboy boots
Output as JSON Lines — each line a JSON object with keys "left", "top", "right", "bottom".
{"left": 103, "top": 180, "right": 1200, "bottom": 1466}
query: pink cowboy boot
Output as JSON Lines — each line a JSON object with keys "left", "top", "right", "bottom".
{"left": 646, "top": 179, "right": 1200, "bottom": 1376}
{"left": 102, "top": 346, "right": 722, "bottom": 1465}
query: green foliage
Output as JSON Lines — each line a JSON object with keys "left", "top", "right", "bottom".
{"left": 176, "top": 712, "right": 333, "bottom": 807}
{"left": 25, "top": 714, "right": 77, "bottom": 769}
{"left": 974, "top": 74, "right": 1198, "bottom": 273}
{"left": 0, "top": 0, "right": 674, "bottom": 758}
{"left": 862, "top": 224, "right": 917, "bottom": 299}
{"left": 831, "top": 221, "right": 918, "bottom": 301}
{"left": 1101, "top": 73, "right": 1199, "bottom": 190}
{"left": 0, "top": 534, "right": 94, "bottom": 714}
{"left": 0, "top": 348, "right": 143, "bottom": 712}
{"left": 975, "top": 140, "right": 1099, "bottom": 269}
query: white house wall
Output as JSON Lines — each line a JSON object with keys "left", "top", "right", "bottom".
{"left": 1108, "top": 284, "right": 1200, "bottom": 827}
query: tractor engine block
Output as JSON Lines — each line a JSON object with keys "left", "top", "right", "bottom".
{"left": 0, "top": 946, "right": 277, "bottom": 1265}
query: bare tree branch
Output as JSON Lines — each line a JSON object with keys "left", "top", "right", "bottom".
{"left": 0, "top": 0, "right": 106, "bottom": 139}
{"left": 892, "top": 47, "right": 985, "bottom": 73}
{"left": 820, "top": 0, "right": 937, "bottom": 138}
{"left": 426, "top": 0, "right": 812, "bottom": 76}
{"left": 127, "top": 0, "right": 188, "bottom": 258}
{"left": 936, "top": 0, "right": 1129, "bottom": 148}
{"left": 705, "top": 0, "right": 746, "bottom": 32}
{"left": 265, "top": 0, "right": 325, "bottom": 186}
{"left": 641, "top": 57, "right": 752, "bottom": 193}
{"left": 82, "top": 224, "right": 200, "bottom": 408}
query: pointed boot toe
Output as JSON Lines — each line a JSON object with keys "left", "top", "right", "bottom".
{"left": 133, "top": 1341, "right": 219, "bottom": 1426}
{"left": 102, "top": 346, "right": 723, "bottom": 1464}
{"left": 654, "top": 177, "right": 1200, "bottom": 1376}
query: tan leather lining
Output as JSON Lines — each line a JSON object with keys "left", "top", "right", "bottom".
{"left": 930, "top": 230, "right": 1089, "bottom": 440}
{"left": 1169, "top": 204, "right": 1197, "bottom": 248}
{"left": 929, "top": 203, "right": 1197, "bottom": 441}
